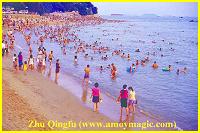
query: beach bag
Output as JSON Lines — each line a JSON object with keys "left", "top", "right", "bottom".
{"left": 117, "top": 96, "right": 121, "bottom": 102}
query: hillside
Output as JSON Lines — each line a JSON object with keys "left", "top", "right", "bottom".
{"left": 2, "top": 2, "right": 98, "bottom": 15}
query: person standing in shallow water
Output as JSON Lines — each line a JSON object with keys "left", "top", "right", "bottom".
{"left": 90, "top": 82, "right": 102, "bottom": 112}
{"left": 117, "top": 84, "right": 129, "bottom": 122}
{"left": 18, "top": 52, "right": 23, "bottom": 70}
{"left": 74, "top": 55, "right": 78, "bottom": 65}
{"left": 82, "top": 65, "right": 90, "bottom": 87}
{"left": 48, "top": 51, "right": 54, "bottom": 66}
{"left": 128, "top": 87, "right": 137, "bottom": 114}
{"left": 111, "top": 63, "right": 117, "bottom": 79}
{"left": 55, "top": 59, "right": 60, "bottom": 84}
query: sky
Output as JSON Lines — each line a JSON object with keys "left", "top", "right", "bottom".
{"left": 92, "top": 2, "right": 198, "bottom": 17}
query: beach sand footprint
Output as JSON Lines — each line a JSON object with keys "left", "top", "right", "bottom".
{"left": 21, "top": 80, "right": 30, "bottom": 84}
{"left": 32, "top": 87, "right": 43, "bottom": 97}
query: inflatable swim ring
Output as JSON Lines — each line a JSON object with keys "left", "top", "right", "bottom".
{"left": 127, "top": 67, "right": 135, "bottom": 73}
{"left": 162, "top": 68, "right": 170, "bottom": 71}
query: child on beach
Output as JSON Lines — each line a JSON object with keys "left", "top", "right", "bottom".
{"left": 13, "top": 54, "right": 17, "bottom": 63}
{"left": 13, "top": 58, "right": 18, "bottom": 72}
{"left": 55, "top": 59, "right": 60, "bottom": 83}
{"left": 28, "top": 54, "right": 34, "bottom": 70}
{"left": 90, "top": 82, "right": 102, "bottom": 112}
{"left": 23, "top": 61, "right": 28, "bottom": 75}
{"left": 82, "top": 65, "right": 90, "bottom": 87}
{"left": 117, "top": 84, "right": 129, "bottom": 121}
{"left": 128, "top": 87, "right": 137, "bottom": 114}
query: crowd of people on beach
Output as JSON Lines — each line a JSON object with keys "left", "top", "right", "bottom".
{"left": 2, "top": 12, "right": 188, "bottom": 122}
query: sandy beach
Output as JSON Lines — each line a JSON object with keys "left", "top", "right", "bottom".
{"left": 2, "top": 2, "right": 197, "bottom": 129}
{"left": 2, "top": 54, "right": 118, "bottom": 131}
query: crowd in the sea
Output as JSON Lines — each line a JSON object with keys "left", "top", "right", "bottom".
{"left": 2, "top": 12, "right": 188, "bottom": 121}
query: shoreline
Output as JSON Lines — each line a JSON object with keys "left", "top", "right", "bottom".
{"left": 2, "top": 54, "right": 119, "bottom": 131}
{"left": 3, "top": 53, "right": 175, "bottom": 131}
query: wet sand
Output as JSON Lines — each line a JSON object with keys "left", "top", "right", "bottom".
{"left": 3, "top": 53, "right": 175, "bottom": 131}
{"left": 2, "top": 54, "right": 118, "bottom": 131}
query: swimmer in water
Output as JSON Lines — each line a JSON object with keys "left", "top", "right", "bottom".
{"left": 180, "top": 67, "right": 187, "bottom": 73}
{"left": 135, "top": 49, "right": 140, "bottom": 52}
{"left": 177, "top": 69, "right": 180, "bottom": 75}
{"left": 121, "top": 53, "right": 126, "bottom": 58}
{"left": 84, "top": 53, "right": 88, "bottom": 58}
{"left": 102, "top": 55, "right": 108, "bottom": 60}
{"left": 136, "top": 60, "right": 139, "bottom": 65}
{"left": 74, "top": 55, "right": 78, "bottom": 64}
{"left": 145, "top": 57, "right": 149, "bottom": 62}
{"left": 107, "top": 64, "right": 111, "bottom": 69}
{"left": 152, "top": 61, "right": 158, "bottom": 69}
{"left": 99, "top": 66, "right": 103, "bottom": 72}
{"left": 127, "top": 54, "right": 130, "bottom": 61}
{"left": 141, "top": 60, "right": 145, "bottom": 66}
{"left": 130, "top": 64, "right": 135, "bottom": 73}
{"left": 168, "top": 65, "right": 172, "bottom": 71}
{"left": 105, "top": 55, "right": 108, "bottom": 60}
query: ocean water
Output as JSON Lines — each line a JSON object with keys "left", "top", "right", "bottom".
{"left": 12, "top": 16, "right": 198, "bottom": 130}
